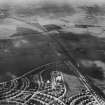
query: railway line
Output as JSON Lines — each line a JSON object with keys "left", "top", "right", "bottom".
{"left": 0, "top": 16, "right": 105, "bottom": 105}
{"left": 48, "top": 31, "right": 105, "bottom": 105}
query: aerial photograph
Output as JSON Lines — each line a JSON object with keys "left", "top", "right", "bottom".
{"left": 0, "top": 0, "right": 105, "bottom": 105}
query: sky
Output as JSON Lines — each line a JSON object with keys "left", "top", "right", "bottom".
{"left": 0, "top": 0, "right": 105, "bottom": 6}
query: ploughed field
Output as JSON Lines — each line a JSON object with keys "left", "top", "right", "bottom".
{"left": 0, "top": 24, "right": 105, "bottom": 101}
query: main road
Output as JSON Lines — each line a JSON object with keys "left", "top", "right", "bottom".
{"left": 7, "top": 16, "right": 105, "bottom": 104}
{"left": 48, "top": 32, "right": 105, "bottom": 105}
